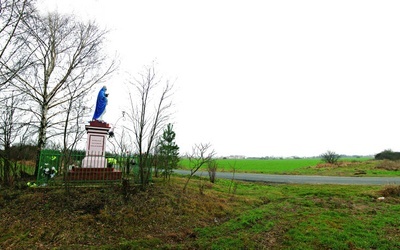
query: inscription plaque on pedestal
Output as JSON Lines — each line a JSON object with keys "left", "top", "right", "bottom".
{"left": 81, "top": 123, "right": 110, "bottom": 168}
{"left": 88, "top": 135, "right": 105, "bottom": 154}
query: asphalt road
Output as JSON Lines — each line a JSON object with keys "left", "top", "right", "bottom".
{"left": 174, "top": 170, "right": 400, "bottom": 185}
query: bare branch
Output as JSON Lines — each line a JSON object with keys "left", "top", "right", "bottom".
{"left": 0, "top": 0, "right": 35, "bottom": 88}
{"left": 7, "top": 11, "right": 116, "bottom": 175}
{"left": 183, "top": 143, "right": 216, "bottom": 192}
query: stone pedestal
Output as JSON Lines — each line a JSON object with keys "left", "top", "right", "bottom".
{"left": 81, "top": 121, "right": 110, "bottom": 168}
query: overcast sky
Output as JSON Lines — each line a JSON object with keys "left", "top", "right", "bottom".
{"left": 38, "top": 0, "right": 400, "bottom": 157}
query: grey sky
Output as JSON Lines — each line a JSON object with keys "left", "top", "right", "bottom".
{"left": 39, "top": 0, "right": 400, "bottom": 157}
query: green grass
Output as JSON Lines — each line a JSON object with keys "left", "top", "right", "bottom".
{"left": 191, "top": 180, "right": 400, "bottom": 249}
{"left": 179, "top": 157, "right": 400, "bottom": 177}
{"left": 1, "top": 176, "right": 399, "bottom": 249}
{"left": 215, "top": 158, "right": 326, "bottom": 173}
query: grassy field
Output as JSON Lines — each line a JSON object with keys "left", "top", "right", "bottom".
{"left": 1, "top": 176, "right": 399, "bottom": 249}
{"left": 179, "top": 157, "right": 400, "bottom": 177}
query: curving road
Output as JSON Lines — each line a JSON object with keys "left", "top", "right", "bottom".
{"left": 174, "top": 170, "right": 400, "bottom": 185}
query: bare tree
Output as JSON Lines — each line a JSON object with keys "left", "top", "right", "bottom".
{"left": 0, "top": 1, "right": 35, "bottom": 183}
{"left": 127, "top": 63, "right": 173, "bottom": 187}
{"left": 183, "top": 143, "right": 216, "bottom": 192}
{"left": 0, "top": 0, "right": 35, "bottom": 88}
{"left": 11, "top": 12, "right": 116, "bottom": 176}
{"left": 0, "top": 91, "right": 30, "bottom": 186}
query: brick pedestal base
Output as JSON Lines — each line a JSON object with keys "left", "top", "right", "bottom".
{"left": 67, "top": 167, "right": 122, "bottom": 181}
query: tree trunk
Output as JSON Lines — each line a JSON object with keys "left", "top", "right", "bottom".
{"left": 3, "top": 145, "right": 11, "bottom": 186}
{"left": 34, "top": 105, "right": 48, "bottom": 177}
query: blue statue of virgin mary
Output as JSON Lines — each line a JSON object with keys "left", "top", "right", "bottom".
{"left": 92, "top": 86, "right": 108, "bottom": 121}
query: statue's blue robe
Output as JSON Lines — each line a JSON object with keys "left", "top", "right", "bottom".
{"left": 92, "top": 87, "right": 108, "bottom": 120}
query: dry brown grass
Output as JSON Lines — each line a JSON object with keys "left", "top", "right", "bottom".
{"left": 375, "top": 160, "right": 400, "bottom": 171}
{"left": 316, "top": 161, "right": 369, "bottom": 168}
{"left": 0, "top": 177, "right": 246, "bottom": 249}
{"left": 315, "top": 163, "right": 338, "bottom": 168}
{"left": 379, "top": 185, "right": 400, "bottom": 198}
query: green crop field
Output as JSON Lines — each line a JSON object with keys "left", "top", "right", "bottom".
{"left": 179, "top": 157, "right": 373, "bottom": 174}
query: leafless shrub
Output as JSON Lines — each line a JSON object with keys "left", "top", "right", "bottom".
{"left": 320, "top": 150, "right": 341, "bottom": 164}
